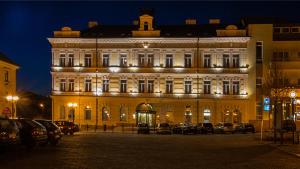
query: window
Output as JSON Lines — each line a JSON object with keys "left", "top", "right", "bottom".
{"left": 4, "top": 71, "right": 8, "bottom": 82}
{"left": 68, "top": 54, "right": 74, "bottom": 67}
{"left": 84, "top": 108, "right": 92, "bottom": 120}
{"left": 184, "top": 54, "right": 192, "bottom": 68}
{"left": 120, "top": 80, "right": 127, "bottom": 93}
{"left": 232, "top": 81, "right": 240, "bottom": 95}
{"left": 256, "top": 42, "right": 263, "bottom": 63}
{"left": 60, "top": 106, "right": 65, "bottom": 119}
{"left": 165, "top": 54, "right": 173, "bottom": 68}
{"left": 166, "top": 80, "right": 173, "bottom": 94}
{"left": 144, "top": 22, "right": 148, "bottom": 31}
{"left": 85, "top": 79, "right": 92, "bottom": 92}
{"left": 292, "top": 27, "right": 299, "bottom": 33}
{"left": 69, "top": 79, "right": 74, "bottom": 92}
{"left": 120, "top": 54, "right": 127, "bottom": 67}
{"left": 147, "top": 80, "right": 154, "bottom": 93}
{"left": 120, "top": 106, "right": 127, "bottom": 122}
{"left": 184, "top": 81, "right": 192, "bottom": 94}
{"left": 204, "top": 81, "right": 211, "bottom": 94}
{"left": 103, "top": 54, "right": 109, "bottom": 67}
{"left": 223, "top": 81, "right": 230, "bottom": 95}
{"left": 185, "top": 106, "right": 192, "bottom": 125}
{"left": 138, "top": 54, "right": 146, "bottom": 67}
{"left": 147, "top": 54, "right": 154, "bottom": 67}
{"left": 102, "top": 107, "right": 110, "bottom": 121}
{"left": 222, "top": 54, "right": 230, "bottom": 68}
{"left": 59, "top": 54, "right": 66, "bottom": 67}
{"left": 282, "top": 27, "right": 290, "bottom": 33}
{"left": 60, "top": 79, "right": 66, "bottom": 91}
{"left": 103, "top": 80, "right": 109, "bottom": 92}
{"left": 138, "top": 80, "right": 145, "bottom": 93}
{"left": 273, "top": 27, "right": 280, "bottom": 33}
{"left": 256, "top": 78, "right": 262, "bottom": 88}
{"left": 232, "top": 54, "right": 240, "bottom": 68}
{"left": 84, "top": 54, "right": 92, "bottom": 67}
{"left": 204, "top": 54, "right": 211, "bottom": 68}
{"left": 203, "top": 109, "right": 211, "bottom": 123}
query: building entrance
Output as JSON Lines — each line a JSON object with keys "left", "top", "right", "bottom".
{"left": 136, "top": 103, "right": 156, "bottom": 127}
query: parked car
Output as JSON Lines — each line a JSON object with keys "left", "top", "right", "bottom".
{"left": 282, "top": 120, "right": 296, "bottom": 132}
{"left": 137, "top": 123, "right": 150, "bottom": 134}
{"left": 233, "top": 123, "right": 255, "bottom": 134}
{"left": 0, "top": 117, "right": 20, "bottom": 147}
{"left": 34, "top": 120, "right": 63, "bottom": 145}
{"left": 54, "top": 121, "right": 78, "bottom": 135}
{"left": 156, "top": 123, "right": 172, "bottom": 134}
{"left": 214, "top": 123, "right": 234, "bottom": 134}
{"left": 182, "top": 124, "right": 197, "bottom": 135}
{"left": 172, "top": 124, "right": 185, "bottom": 134}
{"left": 15, "top": 119, "right": 48, "bottom": 148}
{"left": 197, "top": 123, "right": 214, "bottom": 134}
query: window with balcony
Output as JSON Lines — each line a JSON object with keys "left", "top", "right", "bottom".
{"left": 223, "top": 54, "right": 230, "bottom": 68}
{"left": 184, "top": 54, "right": 192, "bottom": 68}
{"left": 147, "top": 80, "right": 154, "bottom": 93}
{"left": 204, "top": 81, "right": 211, "bottom": 94}
{"left": 84, "top": 108, "right": 92, "bottom": 120}
{"left": 138, "top": 54, "right": 146, "bottom": 67}
{"left": 68, "top": 54, "right": 74, "bottom": 67}
{"left": 4, "top": 71, "right": 8, "bottom": 82}
{"left": 120, "top": 54, "right": 127, "bottom": 67}
{"left": 184, "top": 81, "right": 192, "bottom": 94}
{"left": 103, "top": 54, "right": 110, "bottom": 67}
{"left": 256, "top": 42, "right": 263, "bottom": 63}
{"left": 138, "top": 80, "right": 145, "bottom": 93}
{"left": 147, "top": 54, "right": 154, "bottom": 67}
{"left": 85, "top": 79, "right": 92, "bottom": 92}
{"left": 120, "top": 80, "right": 127, "bottom": 93}
{"left": 165, "top": 54, "right": 173, "bottom": 68}
{"left": 59, "top": 54, "right": 66, "bottom": 67}
{"left": 223, "top": 81, "right": 230, "bottom": 95}
{"left": 103, "top": 80, "right": 109, "bottom": 92}
{"left": 232, "top": 54, "right": 240, "bottom": 68}
{"left": 204, "top": 54, "right": 211, "bottom": 68}
{"left": 232, "top": 81, "right": 240, "bottom": 95}
{"left": 84, "top": 54, "right": 92, "bottom": 67}
{"left": 69, "top": 79, "right": 74, "bottom": 92}
{"left": 166, "top": 80, "right": 173, "bottom": 94}
{"left": 59, "top": 79, "right": 66, "bottom": 91}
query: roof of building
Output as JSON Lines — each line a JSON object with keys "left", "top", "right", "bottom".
{"left": 80, "top": 23, "right": 244, "bottom": 38}
{"left": 0, "top": 52, "right": 19, "bottom": 67}
{"left": 241, "top": 16, "right": 289, "bottom": 25}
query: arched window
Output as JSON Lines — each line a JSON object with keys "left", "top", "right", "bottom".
{"left": 224, "top": 109, "right": 232, "bottom": 123}
{"left": 120, "top": 105, "right": 128, "bottom": 122}
{"left": 144, "top": 22, "right": 149, "bottom": 31}
{"left": 102, "top": 107, "right": 110, "bottom": 121}
{"left": 203, "top": 109, "right": 211, "bottom": 123}
{"left": 184, "top": 106, "right": 192, "bottom": 125}
{"left": 233, "top": 109, "right": 241, "bottom": 124}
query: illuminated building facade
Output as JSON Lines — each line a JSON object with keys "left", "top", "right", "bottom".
{"left": 0, "top": 52, "right": 19, "bottom": 118}
{"left": 49, "top": 12, "right": 257, "bottom": 127}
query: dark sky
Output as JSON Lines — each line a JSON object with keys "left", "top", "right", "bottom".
{"left": 1, "top": 1, "right": 300, "bottom": 95}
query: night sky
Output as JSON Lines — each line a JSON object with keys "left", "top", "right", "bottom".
{"left": 1, "top": 1, "right": 300, "bottom": 95}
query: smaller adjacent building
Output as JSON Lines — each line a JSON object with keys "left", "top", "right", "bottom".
{"left": 0, "top": 52, "right": 19, "bottom": 118}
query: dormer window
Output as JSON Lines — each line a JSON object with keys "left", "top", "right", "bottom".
{"left": 144, "top": 22, "right": 149, "bottom": 31}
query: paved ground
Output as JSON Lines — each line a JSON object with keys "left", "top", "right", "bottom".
{"left": 1, "top": 133, "right": 300, "bottom": 169}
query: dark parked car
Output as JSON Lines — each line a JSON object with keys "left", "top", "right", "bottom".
{"left": 0, "top": 117, "right": 20, "bottom": 147}
{"left": 282, "top": 120, "right": 296, "bottom": 132}
{"left": 214, "top": 123, "right": 234, "bottom": 134}
{"left": 34, "top": 120, "right": 63, "bottom": 145}
{"left": 156, "top": 123, "right": 172, "bottom": 134}
{"left": 15, "top": 119, "right": 48, "bottom": 148}
{"left": 137, "top": 123, "right": 150, "bottom": 134}
{"left": 197, "top": 123, "right": 214, "bottom": 134}
{"left": 172, "top": 124, "right": 185, "bottom": 134}
{"left": 182, "top": 124, "right": 197, "bottom": 135}
{"left": 233, "top": 123, "right": 255, "bottom": 134}
{"left": 54, "top": 121, "right": 79, "bottom": 135}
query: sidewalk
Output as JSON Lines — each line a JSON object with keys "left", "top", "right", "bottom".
{"left": 270, "top": 143, "right": 300, "bottom": 158}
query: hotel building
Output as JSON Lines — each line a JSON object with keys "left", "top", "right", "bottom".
{"left": 49, "top": 12, "right": 258, "bottom": 127}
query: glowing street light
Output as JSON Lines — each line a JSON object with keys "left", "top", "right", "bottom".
{"left": 6, "top": 95, "right": 19, "bottom": 118}
{"left": 289, "top": 91, "right": 297, "bottom": 121}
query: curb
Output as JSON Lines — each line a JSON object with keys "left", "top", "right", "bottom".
{"left": 268, "top": 143, "right": 300, "bottom": 158}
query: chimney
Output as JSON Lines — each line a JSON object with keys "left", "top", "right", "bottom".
{"left": 209, "top": 19, "right": 220, "bottom": 24}
{"left": 88, "top": 21, "right": 98, "bottom": 28}
{"left": 185, "top": 19, "right": 197, "bottom": 25}
{"left": 133, "top": 20, "right": 139, "bottom": 25}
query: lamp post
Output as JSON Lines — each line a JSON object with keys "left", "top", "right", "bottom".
{"left": 289, "top": 91, "right": 296, "bottom": 144}
{"left": 68, "top": 102, "right": 78, "bottom": 123}
{"left": 6, "top": 95, "right": 19, "bottom": 118}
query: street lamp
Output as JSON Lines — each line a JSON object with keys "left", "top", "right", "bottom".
{"left": 6, "top": 95, "right": 19, "bottom": 118}
{"left": 289, "top": 91, "right": 296, "bottom": 121}
{"left": 68, "top": 102, "right": 78, "bottom": 123}
{"left": 39, "top": 103, "right": 44, "bottom": 113}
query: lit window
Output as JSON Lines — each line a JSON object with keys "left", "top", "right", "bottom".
{"left": 147, "top": 80, "right": 154, "bottom": 93}
{"left": 59, "top": 54, "right": 66, "bottom": 67}
{"left": 184, "top": 81, "right": 192, "bottom": 94}
{"left": 84, "top": 54, "right": 92, "bottom": 67}
{"left": 69, "top": 79, "right": 74, "bottom": 92}
{"left": 85, "top": 79, "right": 92, "bottom": 92}
{"left": 68, "top": 54, "right": 74, "bottom": 67}
{"left": 84, "top": 108, "right": 92, "bottom": 120}
{"left": 204, "top": 81, "right": 211, "bottom": 94}
{"left": 120, "top": 54, "right": 127, "bottom": 67}
{"left": 120, "top": 106, "right": 128, "bottom": 122}
{"left": 222, "top": 54, "right": 230, "bottom": 68}
{"left": 232, "top": 54, "right": 240, "bottom": 68}
{"left": 165, "top": 54, "right": 173, "bottom": 68}
{"left": 204, "top": 54, "right": 211, "bottom": 68}
{"left": 147, "top": 54, "right": 154, "bottom": 67}
{"left": 103, "top": 54, "right": 110, "bottom": 67}
{"left": 166, "top": 80, "right": 173, "bottom": 94}
{"left": 184, "top": 54, "right": 192, "bottom": 68}
{"left": 103, "top": 80, "right": 109, "bottom": 92}
{"left": 120, "top": 80, "right": 127, "bottom": 93}
{"left": 138, "top": 80, "right": 145, "bottom": 93}
{"left": 138, "top": 54, "right": 146, "bottom": 67}
{"left": 223, "top": 81, "right": 230, "bottom": 95}
{"left": 232, "top": 81, "right": 240, "bottom": 95}
{"left": 60, "top": 79, "right": 66, "bottom": 91}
